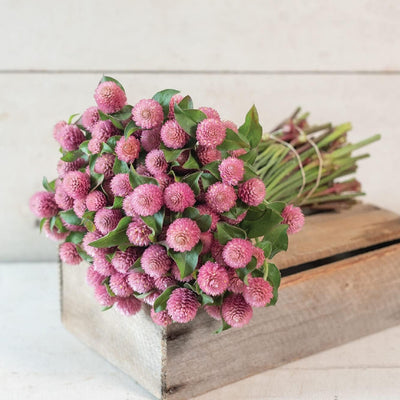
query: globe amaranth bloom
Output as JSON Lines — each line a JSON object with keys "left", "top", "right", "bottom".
{"left": 59, "top": 242, "right": 82, "bottom": 265}
{"left": 58, "top": 124, "right": 85, "bottom": 151}
{"left": 243, "top": 277, "right": 273, "bottom": 307}
{"left": 94, "top": 208, "right": 122, "bottom": 235}
{"left": 110, "top": 173, "right": 132, "bottom": 197}
{"left": 129, "top": 184, "right": 164, "bottom": 216}
{"left": 196, "top": 145, "right": 221, "bottom": 165}
{"left": 109, "top": 273, "right": 133, "bottom": 298}
{"left": 81, "top": 106, "right": 100, "bottom": 132}
{"left": 140, "top": 128, "right": 161, "bottom": 152}
{"left": 197, "top": 205, "right": 220, "bottom": 231}
{"left": 73, "top": 198, "right": 87, "bottom": 218}
{"left": 145, "top": 149, "right": 168, "bottom": 177}
{"left": 57, "top": 158, "right": 86, "bottom": 178}
{"left": 29, "top": 191, "right": 59, "bottom": 218}
{"left": 115, "top": 135, "right": 141, "bottom": 163}
{"left": 92, "top": 120, "right": 117, "bottom": 143}
{"left": 222, "top": 238, "right": 253, "bottom": 269}
{"left": 94, "top": 153, "right": 115, "bottom": 179}
{"left": 238, "top": 178, "right": 266, "bottom": 206}
{"left": 114, "top": 297, "right": 142, "bottom": 316}
{"left": 199, "top": 107, "right": 220, "bottom": 120}
{"left": 127, "top": 271, "right": 155, "bottom": 294}
{"left": 132, "top": 99, "right": 164, "bottom": 129}
{"left": 94, "top": 81, "right": 127, "bottom": 114}
{"left": 205, "top": 182, "right": 237, "bottom": 213}
{"left": 226, "top": 267, "right": 246, "bottom": 294}
{"left": 86, "top": 190, "right": 107, "bottom": 212}
{"left": 222, "top": 294, "right": 253, "bottom": 328}
{"left": 166, "top": 288, "right": 200, "bottom": 323}
{"left": 111, "top": 247, "right": 140, "bottom": 274}
{"left": 168, "top": 94, "right": 183, "bottom": 119}
{"left": 164, "top": 182, "right": 195, "bottom": 212}
{"left": 197, "top": 261, "right": 229, "bottom": 296}
{"left": 166, "top": 218, "right": 201, "bottom": 252}
{"left": 141, "top": 244, "right": 171, "bottom": 278}
{"left": 63, "top": 171, "right": 90, "bottom": 200}
{"left": 151, "top": 308, "right": 172, "bottom": 327}
{"left": 160, "top": 119, "right": 189, "bottom": 149}
{"left": 218, "top": 157, "right": 244, "bottom": 186}
{"left": 126, "top": 218, "right": 152, "bottom": 246}
{"left": 204, "top": 304, "right": 222, "bottom": 320}
{"left": 196, "top": 118, "right": 226, "bottom": 147}
{"left": 281, "top": 204, "right": 305, "bottom": 234}
{"left": 42, "top": 220, "right": 68, "bottom": 242}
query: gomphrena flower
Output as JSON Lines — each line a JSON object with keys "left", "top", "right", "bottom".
{"left": 92, "top": 120, "right": 117, "bottom": 143}
{"left": 166, "top": 218, "right": 201, "bottom": 252}
{"left": 164, "top": 182, "right": 195, "bottom": 212}
{"left": 238, "top": 178, "right": 266, "bottom": 206}
{"left": 140, "top": 128, "right": 161, "bottom": 152}
{"left": 197, "top": 261, "right": 229, "bottom": 296}
{"left": 82, "top": 230, "right": 104, "bottom": 257}
{"left": 109, "top": 273, "right": 133, "bottom": 298}
{"left": 166, "top": 288, "right": 200, "bottom": 323}
{"left": 199, "top": 107, "right": 220, "bottom": 120}
{"left": 230, "top": 148, "right": 247, "bottom": 157}
{"left": 127, "top": 271, "right": 154, "bottom": 293}
{"left": 211, "top": 239, "right": 226, "bottom": 265}
{"left": 57, "top": 158, "right": 86, "bottom": 178}
{"left": 154, "top": 275, "right": 178, "bottom": 291}
{"left": 122, "top": 193, "right": 138, "bottom": 218}
{"left": 156, "top": 174, "right": 173, "bottom": 190}
{"left": 58, "top": 124, "right": 85, "bottom": 151}
{"left": 132, "top": 99, "right": 164, "bottom": 129}
{"left": 94, "top": 153, "right": 115, "bottom": 179}
{"left": 86, "top": 265, "right": 104, "bottom": 288}
{"left": 223, "top": 120, "right": 238, "bottom": 133}
{"left": 81, "top": 106, "right": 100, "bottom": 132}
{"left": 205, "top": 182, "right": 237, "bottom": 213}
{"left": 93, "top": 254, "right": 116, "bottom": 276}
{"left": 114, "top": 297, "right": 142, "bottom": 316}
{"left": 73, "top": 198, "right": 87, "bottom": 218}
{"left": 222, "top": 238, "right": 253, "bottom": 269}
{"left": 55, "top": 184, "right": 74, "bottom": 210}
{"left": 88, "top": 138, "right": 102, "bottom": 154}
{"left": 281, "top": 204, "right": 305, "bottom": 234}
{"left": 200, "top": 231, "right": 213, "bottom": 254}
{"left": 168, "top": 94, "right": 183, "bottom": 119}
{"left": 204, "top": 304, "right": 222, "bottom": 320}
{"left": 160, "top": 119, "right": 189, "bottom": 149}
{"left": 222, "top": 294, "right": 253, "bottom": 328}
{"left": 196, "top": 118, "right": 226, "bottom": 147}
{"left": 63, "top": 171, "right": 90, "bottom": 200}
{"left": 62, "top": 222, "right": 86, "bottom": 233}
{"left": 145, "top": 149, "right": 168, "bottom": 176}
{"left": 143, "top": 290, "right": 161, "bottom": 306}
{"left": 196, "top": 145, "right": 222, "bottom": 165}
{"left": 43, "top": 220, "right": 68, "bottom": 242}
{"left": 59, "top": 242, "right": 82, "bottom": 265}
{"left": 141, "top": 244, "right": 171, "bottom": 278}
{"left": 129, "top": 184, "right": 164, "bottom": 216}
{"left": 29, "top": 191, "right": 58, "bottom": 218}
{"left": 53, "top": 120, "right": 67, "bottom": 142}
{"left": 126, "top": 219, "right": 152, "bottom": 246}
{"left": 94, "top": 81, "right": 127, "bottom": 114}
{"left": 115, "top": 136, "right": 141, "bottom": 163}
{"left": 226, "top": 268, "right": 246, "bottom": 294}
{"left": 110, "top": 173, "right": 132, "bottom": 197}
{"left": 94, "top": 284, "right": 115, "bottom": 307}
{"left": 219, "top": 157, "right": 244, "bottom": 186}
{"left": 151, "top": 308, "right": 172, "bottom": 327}
{"left": 94, "top": 208, "right": 122, "bottom": 235}
{"left": 252, "top": 246, "right": 265, "bottom": 269}
{"left": 243, "top": 277, "right": 273, "bottom": 307}
{"left": 86, "top": 190, "right": 107, "bottom": 212}
{"left": 111, "top": 247, "right": 139, "bottom": 274}
{"left": 197, "top": 205, "right": 220, "bottom": 231}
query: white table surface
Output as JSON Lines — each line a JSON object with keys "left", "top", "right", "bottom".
{"left": 1, "top": 262, "right": 399, "bottom": 400}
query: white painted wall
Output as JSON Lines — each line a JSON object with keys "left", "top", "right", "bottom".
{"left": 1, "top": 0, "right": 399, "bottom": 261}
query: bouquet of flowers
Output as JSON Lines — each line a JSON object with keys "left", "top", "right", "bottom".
{"left": 30, "top": 77, "right": 379, "bottom": 331}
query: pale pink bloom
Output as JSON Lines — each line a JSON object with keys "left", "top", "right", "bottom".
{"left": 94, "top": 153, "right": 115, "bottom": 179}
{"left": 114, "top": 296, "right": 142, "bottom": 316}
{"left": 94, "top": 208, "right": 122, "bottom": 235}
{"left": 126, "top": 219, "right": 152, "bottom": 246}
{"left": 160, "top": 119, "right": 189, "bottom": 149}
{"left": 243, "top": 277, "right": 273, "bottom": 307}
{"left": 196, "top": 118, "right": 226, "bottom": 147}
{"left": 166, "top": 288, "right": 200, "bottom": 323}
{"left": 81, "top": 106, "right": 100, "bottom": 132}
{"left": 164, "top": 182, "right": 195, "bottom": 212}
{"left": 222, "top": 294, "right": 253, "bottom": 328}
{"left": 205, "top": 182, "right": 237, "bottom": 213}
{"left": 238, "top": 178, "right": 266, "bottom": 206}
{"left": 129, "top": 184, "right": 164, "bottom": 216}
{"left": 132, "top": 99, "right": 164, "bottom": 129}
{"left": 219, "top": 157, "right": 244, "bottom": 186}
{"left": 110, "top": 173, "right": 132, "bottom": 197}
{"left": 281, "top": 204, "right": 305, "bottom": 234}
{"left": 197, "top": 261, "right": 229, "bottom": 296}
{"left": 63, "top": 171, "right": 90, "bottom": 200}
{"left": 30, "top": 191, "right": 58, "bottom": 218}
{"left": 196, "top": 145, "right": 221, "bottom": 165}
{"left": 141, "top": 244, "right": 171, "bottom": 278}
{"left": 145, "top": 149, "right": 168, "bottom": 177}
{"left": 94, "top": 81, "right": 127, "bottom": 114}
{"left": 222, "top": 238, "right": 253, "bottom": 269}
{"left": 151, "top": 308, "right": 172, "bottom": 327}
{"left": 115, "top": 136, "right": 141, "bottom": 163}
{"left": 166, "top": 218, "right": 201, "bottom": 252}
{"left": 86, "top": 190, "right": 107, "bottom": 212}
{"left": 59, "top": 242, "right": 82, "bottom": 265}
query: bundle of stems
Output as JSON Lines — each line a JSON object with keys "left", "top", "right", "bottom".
{"left": 255, "top": 108, "right": 381, "bottom": 211}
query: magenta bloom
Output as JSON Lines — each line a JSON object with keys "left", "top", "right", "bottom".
{"left": 132, "top": 99, "right": 164, "bottom": 129}
{"left": 154, "top": 275, "right": 177, "bottom": 291}
{"left": 219, "top": 157, "right": 244, "bottom": 186}
{"left": 94, "top": 284, "right": 115, "bottom": 307}
{"left": 43, "top": 220, "right": 68, "bottom": 242}
{"left": 63, "top": 171, "right": 90, "bottom": 200}
{"left": 226, "top": 268, "right": 246, "bottom": 294}
{"left": 222, "top": 294, "right": 253, "bottom": 328}
{"left": 94, "top": 81, "right": 127, "bottom": 114}
{"left": 199, "top": 107, "right": 220, "bottom": 120}
{"left": 168, "top": 94, "right": 183, "bottom": 119}
{"left": 126, "top": 219, "right": 152, "bottom": 246}
{"left": 115, "top": 135, "right": 141, "bottom": 163}
{"left": 86, "top": 190, "right": 107, "bottom": 212}
{"left": 211, "top": 239, "right": 226, "bottom": 266}
{"left": 73, "top": 198, "right": 87, "bottom": 218}
{"left": 164, "top": 182, "right": 195, "bottom": 212}
{"left": 114, "top": 297, "right": 142, "bottom": 316}
{"left": 58, "top": 124, "right": 85, "bottom": 151}
{"left": 130, "top": 184, "right": 164, "bottom": 216}
{"left": 166, "top": 288, "right": 200, "bottom": 323}
{"left": 30, "top": 191, "right": 58, "bottom": 218}
{"left": 197, "top": 205, "right": 220, "bottom": 231}
{"left": 145, "top": 149, "right": 168, "bottom": 177}
{"left": 54, "top": 184, "right": 74, "bottom": 210}
{"left": 166, "top": 218, "right": 201, "bottom": 252}
{"left": 238, "top": 178, "right": 266, "bottom": 206}
{"left": 171, "top": 262, "right": 193, "bottom": 282}
{"left": 141, "top": 128, "right": 161, "bottom": 152}
{"left": 141, "top": 244, "right": 171, "bottom": 278}
{"left": 196, "top": 145, "right": 222, "bottom": 165}
{"left": 122, "top": 193, "right": 138, "bottom": 218}
{"left": 281, "top": 204, "right": 305, "bottom": 234}
{"left": 204, "top": 304, "right": 222, "bottom": 321}
{"left": 252, "top": 246, "right": 265, "bottom": 269}
{"left": 111, "top": 247, "right": 139, "bottom": 273}
{"left": 57, "top": 158, "right": 86, "bottom": 178}
{"left": 81, "top": 106, "right": 100, "bottom": 132}
{"left": 156, "top": 174, "right": 173, "bottom": 191}
{"left": 151, "top": 308, "right": 172, "bottom": 327}
{"left": 109, "top": 273, "right": 133, "bottom": 298}
{"left": 94, "top": 208, "right": 122, "bottom": 235}
{"left": 59, "top": 242, "right": 82, "bottom": 265}
{"left": 92, "top": 120, "right": 117, "bottom": 143}
{"left": 197, "top": 261, "right": 229, "bottom": 296}
{"left": 94, "top": 153, "right": 115, "bottom": 179}
{"left": 93, "top": 254, "right": 116, "bottom": 276}
{"left": 53, "top": 120, "right": 67, "bottom": 142}
{"left": 196, "top": 118, "right": 226, "bottom": 147}
{"left": 110, "top": 173, "right": 132, "bottom": 197}
{"left": 160, "top": 119, "right": 189, "bottom": 149}
{"left": 127, "top": 271, "right": 154, "bottom": 293}
{"left": 223, "top": 238, "right": 253, "bottom": 269}
{"left": 82, "top": 230, "right": 104, "bottom": 257}
{"left": 200, "top": 231, "right": 213, "bottom": 254}
{"left": 88, "top": 138, "right": 102, "bottom": 154}
{"left": 223, "top": 120, "right": 238, "bottom": 133}
{"left": 243, "top": 277, "right": 273, "bottom": 307}
{"left": 205, "top": 182, "right": 237, "bottom": 213}
{"left": 86, "top": 265, "right": 104, "bottom": 288}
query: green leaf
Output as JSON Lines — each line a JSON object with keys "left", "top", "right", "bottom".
{"left": 89, "top": 216, "right": 132, "bottom": 248}
{"left": 266, "top": 201, "right": 286, "bottom": 214}
{"left": 266, "top": 262, "right": 281, "bottom": 306}
{"left": 153, "top": 286, "right": 178, "bottom": 312}
{"left": 129, "top": 165, "right": 159, "bottom": 188}
{"left": 168, "top": 242, "right": 203, "bottom": 279}
{"left": 113, "top": 158, "right": 130, "bottom": 174}
{"left": 255, "top": 241, "right": 272, "bottom": 259}
{"left": 76, "top": 247, "right": 93, "bottom": 263}
{"left": 182, "top": 151, "right": 200, "bottom": 169}
{"left": 42, "top": 176, "right": 56, "bottom": 193}
{"left": 111, "top": 105, "right": 133, "bottom": 121}
{"left": 182, "top": 171, "right": 203, "bottom": 195}
{"left": 238, "top": 105, "right": 263, "bottom": 148}
{"left": 61, "top": 149, "right": 83, "bottom": 162}
{"left": 178, "top": 95, "right": 193, "bottom": 110}
{"left": 238, "top": 148, "right": 258, "bottom": 164}
{"left": 104, "top": 281, "right": 116, "bottom": 297}
{"left": 79, "top": 140, "right": 90, "bottom": 156}
{"left": 141, "top": 209, "right": 165, "bottom": 241}
{"left": 199, "top": 291, "right": 214, "bottom": 306}
{"left": 152, "top": 89, "right": 180, "bottom": 118}
{"left": 243, "top": 165, "right": 259, "bottom": 180}
{"left": 221, "top": 202, "right": 248, "bottom": 220}
{"left": 68, "top": 113, "right": 80, "bottom": 124}
{"left": 98, "top": 110, "right": 124, "bottom": 130}
{"left": 39, "top": 218, "right": 47, "bottom": 232}
{"left": 59, "top": 210, "right": 81, "bottom": 225}
{"left": 66, "top": 231, "right": 85, "bottom": 244}
{"left": 214, "top": 318, "right": 231, "bottom": 334}
{"left": 200, "top": 172, "right": 218, "bottom": 191}
{"left": 99, "top": 75, "right": 126, "bottom": 92}
{"left": 266, "top": 224, "right": 289, "bottom": 258}
{"left": 124, "top": 120, "right": 141, "bottom": 139}
{"left": 240, "top": 207, "right": 283, "bottom": 238}
{"left": 182, "top": 207, "right": 211, "bottom": 232}
{"left": 111, "top": 196, "right": 124, "bottom": 209}
{"left": 201, "top": 160, "right": 221, "bottom": 179}
{"left": 174, "top": 104, "right": 206, "bottom": 136}
{"left": 161, "top": 145, "right": 185, "bottom": 162}
{"left": 214, "top": 222, "right": 247, "bottom": 245}
{"left": 101, "top": 305, "right": 113, "bottom": 312}
{"left": 217, "top": 128, "right": 249, "bottom": 151}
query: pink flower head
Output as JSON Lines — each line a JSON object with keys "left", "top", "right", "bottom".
{"left": 223, "top": 238, "right": 253, "bottom": 269}
{"left": 226, "top": 267, "right": 246, "bottom": 294}
{"left": 230, "top": 148, "right": 247, "bottom": 157}
{"left": 140, "top": 128, "right": 161, "bottom": 152}
{"left": 54, "top": 184, "right": 74, "bottom": 210}
{"left": 94, "top": 284, "right": 115, "bottom": 307}
{"left": 93, "top": 253, "right": 116, "bottom": 276}
{"left": 73, "top": 198, "right": 87, "bottom": 218}
{"left": 211, "top": 239, "right": 226, "bottom": 265}
{"left": 57, "top": 158, "right": 86, "bottom": 178}
{"left": 204, "top": 304, "right": 222, "bottom": 320}
{"left": 82, "top": 230, "right": 104, "bottom": 257}
{"left": 127, "top": 271, "right": 154, "bottom": 293}
{"left": 94, "top": 81, "right": 127, "bottom": 114}
{"left": 197, "top": 204, "right": 220, "bottom": 231}
{"left": 86, "top": 265, "right": 104, "bottom": 287}
{"left": 156, "top": 174, "right": 173, "bottom": 191}
{"left": 219, "top": 157, "right": 244, "bottom": 186}
{"left": 109, "top": 272, "right": 133, "bottom": 298}
{"left": 197, "top": 261, "right": 229, "bottom": 296}
{"left": 92, "top": 120, "right": 117, "bottom": 143}
{"left": 86, "top": 190, "right": 107, "bottom": 212}
{"left": 59, "top": 242, "right": 82, "bottom": 265}
{"left": 115, "top": 136, "right": 140, "bottom": 163}
{"left": 151, "top": 308, "right": 172, "bottom": 327}
{"left": 196, "top": 145, "right": 222, "bottom": 165}
{"left": 122, "top": 192, "right": 138, "bottom": 218}
{"left": 126, "top": 219, "right": 152, "bottom": 246}
{"left": 199, "top": 107, "right": 220, "bottom": 120}
{"left": 164, "top": 182, "right": 195, "bottom": 212}
{"left": 205, "top": 182, "right": 237, "bottom": 213}
{"left": 160, "top": 119, "right": 189, "bottom": 149}
{"left": 143, "top": 290, "right": 161, "bottom": 306}
{"left": 166, "top": 288, "right": 200, "bottom": 323}
{"left": 132, "top": 99, "right": 164, "bottom": 129}
{"left": 243, "top": 277, "right": 273, "bottom": 307}
{"left": 281, "top": 204, "right": 305, "bottom": 234}
{"left": 221, "top": 211, "right": 247, "bottom": 225}
{"left": 94, "top": 208, "right": 122, "bottom": 235}
{"left": 111, "top": 247, "right": 140, "bottom": 273}
{"left": 30, "top": 191, "right": 58, "bottom": 218}
{"left": 196, "top": 118, "right": 226, "bottom": 147}
{"left": 145, "top": 149, "right": 168, "bottom": 177}
{"left": 238, "top": 178, "right": 266, "bottom": 206}
{"left": 114, "top": 296, "right": 142, "bottom": 316}
{"left": 200, "top": 231, "right": 213, "bottom": 254}
{"left": 168, "top": 94, "right": 183, "bottom": 119}
{"left": 94, "top": 153, "right": 115, "bottom": 179}
{"left": 141, "top": 244, "right": 171, "bottom": 278}
{"left": 58, "top": 124, "right": 85, "bottom": 151}
{"left": 166, "top": 218, "right": 201, "bottom": 252}
{"left": 171, "top": 262, "right": 193, "bottom": 282}
{"left": 110, "top": 173, "right": 132, "bottom": 197}
{"left": 63, "top": 171, "right": 90, "bottom": 200}
{"left": 130, "top": 184, "right": 164, "bottom": 216}
{"left": 222, "top": 294, "right": 253, "bottom": 328}
{"left": 42, "top": 220, "right": 68, "bottom": 242}
{"left": 81, "top": 106, "right": 100, "bottom": 132}
{"left": 154, "top": 275, "right": 178, "bottom": 291}
{"left": 252, "top": 246, "right": 265, "bottom": 269}
{"left": 53, "top": 120, "right": 67, "bottom": 142}
{"left": 62, "top": 222, "right": 86, "bottom": 232}
{"left": 88, "top": 138, "right": 102, "bottom": 154}
{"left": 223, "top": 120, "right": 238, "bottom": 133}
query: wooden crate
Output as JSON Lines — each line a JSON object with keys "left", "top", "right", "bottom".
{"left": 60, "top": 204, "right": 400, "bottom": 400}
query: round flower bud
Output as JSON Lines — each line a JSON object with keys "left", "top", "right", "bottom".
{"left": 114, "top": 297, "right": 142, "bottom": 316}
{"left": 199, "top": 106, "right": 220, "bottom": 120}
{"left": 109, "top": 273, "right": 133, "bottom": 298}
{"left": 94, "top": 81, "right": 127, "bottom": 114}
{"left": 86, "top": 190, "right": 107, "bottom": 212}
{"left": 92, "top": 120, "right": 117, "bottom": 143}
{"left": 196, "top": 118, "right": 226, "bottom": 147}
{"left": 30, "top": 191, "right": 58, "bottom": 218}
{"left": 127, "top": 271, "right": 154, "bottom": 293}
{"left": 281, "top": 204, "right": 305, "bottom": 234}
{"left": 197, "top": 261, "right": 229, "bottom": 296}
{"left": 55, "top": 184, "right": 74, "bottom": 210}
{"left": 81, "top": 106, "right": 100, "bottom": 132}
{"left": 238, "top": 178, "right": 266, "bottom": 206}
{"left": 164, "top": 182, "right": 195, "bottom": 212}
{"left": 226, "top": 267, "right": 246, "bottom": 294}
{"left": 145, "top": 149, "right": 168, "bottom": 177}
{"left": 153, "top": 275, "right": 178, "bottom": 292}
{"left": 58, "top": 124, "right": 85, "bottom": 151}
{"left": 151, "top": 308, "right": 172, "bottom": 327}
{"left": 243, "top": 277, "right": 273, "bottom": 307}
{"left": 166, "top": 288, "right": 200, "bottom": 323}
{"left": 196, "top": 145, "right": 221, "bottom": 165}
{"left": 93, "top": 254, "right": 116, "bottom": 276}
{"left": 218, "top": 157, "right": 244, "bottom": 186}
{"left": 166, "top": 218, "right": 201, "bottom": 252}
{"left": 252, "top": 246, "right": 265, "bottom": 269}
{"left": 73, "top": 198, "right": 87, "bottom": 218}
{"left": 94, "top": 208, "right": 122, "bottom": 235}
{"left": 53, "top": 120, "right": 67, "bottom": 142}
{"left": 59, "top": 242, "right": 82, "bottom": 265}
{"left": 222, "top": 238, "right": 253, "bottom": 269}
{"left": 86, "top": 265, "right": 104, "bottom": 288}
{"left": 63, "top": 171, "right": 90, "bottom": 200}
{"left": 160, "top": 119, "right": 189, "bottom": 149}
{"left": 221, "top": 294, "right": 253, "bottom": 328}
{"left": 94, "top": 153, "right": 115, "bottom": 179}
{"left": 126, "top": 219, "right": 152, "bottom": 246}
{"left": 57, "top": 158, "right": 86, "bottom": 178}
{"left": 88, "top": 138, "right": 102, "bottom": 154}
{"left": 115, "top": 136, "right": 141, "bottom": 163}
{"left": 168, "top": 94, "right": 183, "bottom": 119}
{"left": 223, "top": 120, "right": 238, "bottom": 133}
{"left": 129, "top": 184, "right": 164, "bottom": 216}
{"left": 111, "top": 247, "right": 140, "bottom": 273}
{"left": 132, "top": 99, "right": 164, "bottom": 129}
{"left": 141, "top": 244, "right": 171, "bottom": 278}
{"left": 205, "top": 182, "right": 237, "bottom": 213}
{"left": 140, "top": 128, "right": 161, "bottom": 152}
{"left": 110, "top": 173, "right": 132, "bottom": 197}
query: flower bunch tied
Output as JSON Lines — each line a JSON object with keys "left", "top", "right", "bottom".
{"left": 30, "top": 76, "right": 308, "bottom": 331}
